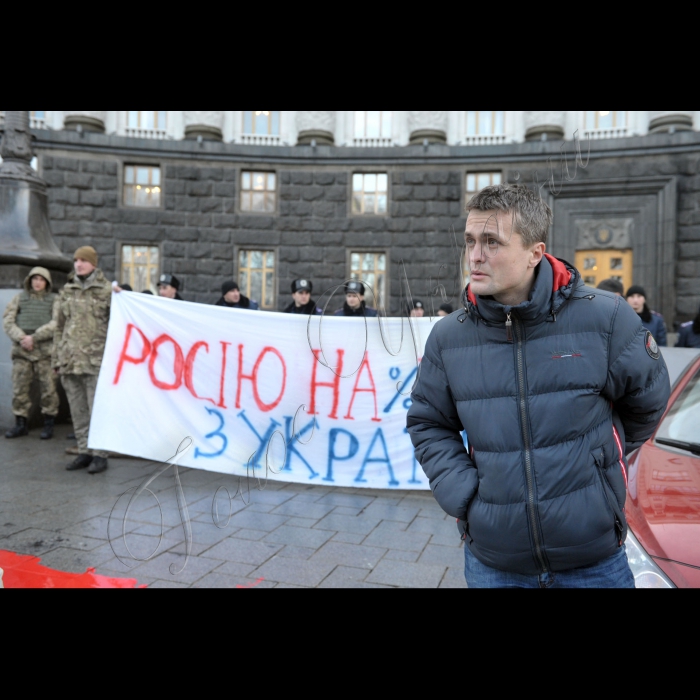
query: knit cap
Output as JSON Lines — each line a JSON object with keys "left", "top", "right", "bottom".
{"left": 74, "top": 246, "right": 98, "bottom": 267}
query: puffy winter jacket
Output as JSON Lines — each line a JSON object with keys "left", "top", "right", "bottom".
{"left": 406, "top": 254, "right": 670, "bottom": 575}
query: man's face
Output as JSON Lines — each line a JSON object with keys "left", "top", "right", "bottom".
{"left": 410, "top": 307, "right": 424, "bottom": 317}
{"left": 627, "top": 293, "right": 645, "bottom": 313}
{"left": 158, "top": 284, "right": 177, "bottom": 299}
{"left": 465, "top": 209, "right": 545, "bottom": 305}
{"left": 74, "top": 257, "right": 95, "bottom": 277}
{"left": 225, "top": 289, "right": 241, "bottom": 304}
{"left": 31, "top": 275, "right": 47, "bottom": 292}
{"left": 346, "top": 292, "right": 362, "bottom": 309}
{"left": 293, "top": 290, "right": 310, "bottom": 307}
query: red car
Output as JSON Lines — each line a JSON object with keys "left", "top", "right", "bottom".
{"left": 625, "top": 346, "right": 700, "bottom": 588}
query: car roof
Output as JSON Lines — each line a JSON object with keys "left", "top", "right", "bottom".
{"left": 659, "top": 346, "right": 700, "bottom": 388}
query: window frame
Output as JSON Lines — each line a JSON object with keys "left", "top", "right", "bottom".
{"left": 116, "top": 241, "right": 163, "bottom": 294}
{"left": 346, "top": 248, "right": 389, "bottom": 311}
{"left": 241, "top": 111, "right": 281, "bottom": 137}
{"left": 120, "top": 162, "right": 164, "bottom": 210}
{"left": 238, "top": 170, "right": 278, "bottom": 215}
{"left": 234, "top": 246, "right": 278, "bottom": 310}
{"left": 349, "top": 171, "right": 390, "bottom": 217}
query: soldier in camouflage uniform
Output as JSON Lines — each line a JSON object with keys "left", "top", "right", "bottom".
{"left": 3, "top": 266, "right": 60, "bottom": 439}
{"left": 53, "top": 246, "right": 113, "bottom": 474}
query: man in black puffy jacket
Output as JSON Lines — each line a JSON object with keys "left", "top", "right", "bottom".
{"left": 406, "top": 184, "right": 671, "bottom": 588}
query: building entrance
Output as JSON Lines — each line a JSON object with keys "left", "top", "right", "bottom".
{"left": 574, "top": 248, "right": 633, "bottom": 291}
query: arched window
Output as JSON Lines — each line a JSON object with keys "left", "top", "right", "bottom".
{"left": 584, "top": 111, "right": 627, "bottom": 139}
{"left": 241, "top": 111, "right": 281, "bottom": 145}
{"left": 354, "top": 111, "right": 392, "bottom": 146}
{"left": 464, "top": 111, "right": 505, "bottom": 144}
{"left": 125, "top": 111, "right": 167, "bottom": 139}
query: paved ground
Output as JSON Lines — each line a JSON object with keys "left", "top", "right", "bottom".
{"left": 0, "top": 423, "right": 466, "bottom": 588}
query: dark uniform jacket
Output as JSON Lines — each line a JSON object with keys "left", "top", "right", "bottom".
{"left": 215, "top": 294, "right": 258, "bottom": 309}
{"left": 406, "top": 254, "right": 670, "bottom": 576}
{"left": 333, "top": 302, "right": 378, "bottom": 317}
{"left": 283, "top": 299, "right": 322, "bottom": 315}
{"left": 675, "top": 320, "right": 700, "bottom": 348}
{"left": 637, "top": 306, "right": 667, "bottom": 347}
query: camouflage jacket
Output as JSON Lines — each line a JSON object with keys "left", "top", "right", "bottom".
{"left": 3, "top": 291, "right": 59, "bottom": 361}
{"left": 53, "top": 268, "right": 112, "bottom": 375}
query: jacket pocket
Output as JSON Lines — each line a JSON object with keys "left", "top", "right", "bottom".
{"left": 593, "top": 450, "right": 627, "bottom": 546}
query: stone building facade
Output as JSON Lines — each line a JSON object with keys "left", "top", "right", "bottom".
{"left": 2, "top": 110, "right": 699, "bottom": 327}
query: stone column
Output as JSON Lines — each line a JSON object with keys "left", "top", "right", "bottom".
{"left": 524, "top": 111, "right": 566, "bottom": 141}
{"left": 296, "top": 111, "right": 336, "bottom": 145}
{"left": 408, "top": 111, "right": 447, "bottom": 144}
{"left": 63, "top": 111, "right": 106, "bottom": 133}
{"left": 648, "top": 111, "right": 694, "bottom": 134}
{"left": 183, "top": 111, "right": 224, "bottom": 141}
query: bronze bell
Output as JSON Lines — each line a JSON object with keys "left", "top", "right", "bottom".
{"left": 0, "top": 110, "right": 72, "bottom": 288}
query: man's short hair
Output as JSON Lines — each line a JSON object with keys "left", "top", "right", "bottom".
{"left": 596, "top": 278, "right": 624, "bottom": 295}
{"left": 465, "top": 184, "right": 553, "bottom": 247}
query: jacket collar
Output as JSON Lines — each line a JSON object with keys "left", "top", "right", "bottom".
{"left": 462, "top": 254, "right": 578, "bottom": 325}
{"left": 66, "top": 268, "right": 107, "bottom": 291}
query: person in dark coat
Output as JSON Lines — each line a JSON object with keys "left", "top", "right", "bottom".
{"left": 157, "top": 274, "right": 183, "bottom": 300}
{"left": 596, "top": 278, "right": 623, "bottom": 296}
{"left": 283, "top": 279, "right": 322, "bottom": 315}
{"left": 407, "top": 299, "right": 425, "bottom": 317}
{"left": 625, "top": 285, "right": 667, "bottom": 346}
{"left": 333, "top": 281, "right": 377, "bottom": 317}
{"left": 675, "top": 304, "right": 700, "bottom": 348}
{"left": 215, "top": 281, "right": 259, "bottom": 309}
{"left": 406, "top": 184, "right": 670, "bottom": 588}
{"left": 437, "top": 303, "right": 454, "bottom": 317}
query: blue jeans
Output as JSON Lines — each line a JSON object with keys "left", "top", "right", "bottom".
{"left": 464, "top": 544, "right": 635, "bottom": 588}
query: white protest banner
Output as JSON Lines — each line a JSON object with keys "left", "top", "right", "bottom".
{"left": 89, "top": 293, "right": 447, "bottom": 489}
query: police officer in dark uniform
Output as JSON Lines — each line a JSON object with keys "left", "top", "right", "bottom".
{"left": 334, "top": 281, "right": 378, "bottom": 317}
{"left": 284, "top": 279, "right": 323, "bottom": 315}
{"left": 157, "top": 274, "right": 183, "bottom": 300}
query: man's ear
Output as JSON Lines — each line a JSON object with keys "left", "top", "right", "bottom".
{"left": 529, "top": 242, "right": 546, "bottom": 268}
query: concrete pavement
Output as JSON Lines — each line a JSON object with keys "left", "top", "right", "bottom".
{"left": 0, "top": 422, "right": 467, "bottom": 588}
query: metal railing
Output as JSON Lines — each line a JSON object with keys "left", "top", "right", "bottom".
{"left": 240, "top": 133, "right": 281, "bottom": 145}
{"left": 353, "top": 137, "right": 394, "bottom": 147}
{"left": 583, "top": 126, "right": 628, "bottom": 140}
{"left": 463, "top": 134, "right": 507, "bottom": 145}
{"left": 124, "top": 127, "right": 169, "bottom": 139}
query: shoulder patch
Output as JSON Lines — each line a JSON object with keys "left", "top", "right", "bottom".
{"left": 645, "top": 330, "right": 661, "bottom": 360}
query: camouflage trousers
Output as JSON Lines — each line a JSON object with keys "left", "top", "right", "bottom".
{"left": 11, "top": 357, "right": 59, "bottom": 418}
{"left": 61, "top": 373, "right": 108, "bottom": 458}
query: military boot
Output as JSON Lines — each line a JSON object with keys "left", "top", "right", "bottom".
{"left": 88, "top": 456, "right": 108, "bottom": 474}
{"left": 66, "top": 454, "right": 93, "bottom": 471}
{"left": 5, "top": 416, "right": 28, "bottom": 439}
{"left": 40, "top": 415, "right": 55, "bottom": 440}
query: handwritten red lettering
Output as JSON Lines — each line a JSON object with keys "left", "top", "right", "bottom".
{"left": 148, "top": 334, "right": 184, "bottom": 391}
{"left": 218, "top": 341, "right": 231, "bottom": 409}
{"left": 344, "top": 353, "right": 381, "bottom": 422}
{"left": 236, "top": 345, "right": 287, "bottom": 412}
{"left": 309, "top": 349, "right": 344, "bottom": 419}
{"left": 113, "top": 324, "right": 151, "bottom": 384}
{"left": 184, "top": 341, "right": 216, "bottom": 404}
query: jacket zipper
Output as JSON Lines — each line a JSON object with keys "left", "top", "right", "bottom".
{"left": 594, "top": 453, "right": 624, "bottom": 546}
{"left": 513, "top": 316, "right": 548, "bottom": 573}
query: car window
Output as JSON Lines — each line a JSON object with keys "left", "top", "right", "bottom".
{"left": 656, "top": 364, "right": 700, "bottom": 443}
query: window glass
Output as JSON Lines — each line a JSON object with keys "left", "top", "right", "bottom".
{"left": 351, "top": 173, "right": 388, "bottom": 215}
{"left": 465, "top": 171, "right": 502, "bottom": 195}
{"left": 241, "top": 171, "right": 276, "bottom": 212}
{"left": 239, "top": 249, "right": 276, "bottom": 309}
{"left": 120, "top": 244, "right": 159, "bottom": 293}
{"left": 123, "top": 165, "right": 162, "bottom": 208}
{"left": 656, "top": 366, "right": 700, "bottom": 444}
{"left": 350, "top": 251, "right": 386, "bottom": 304}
